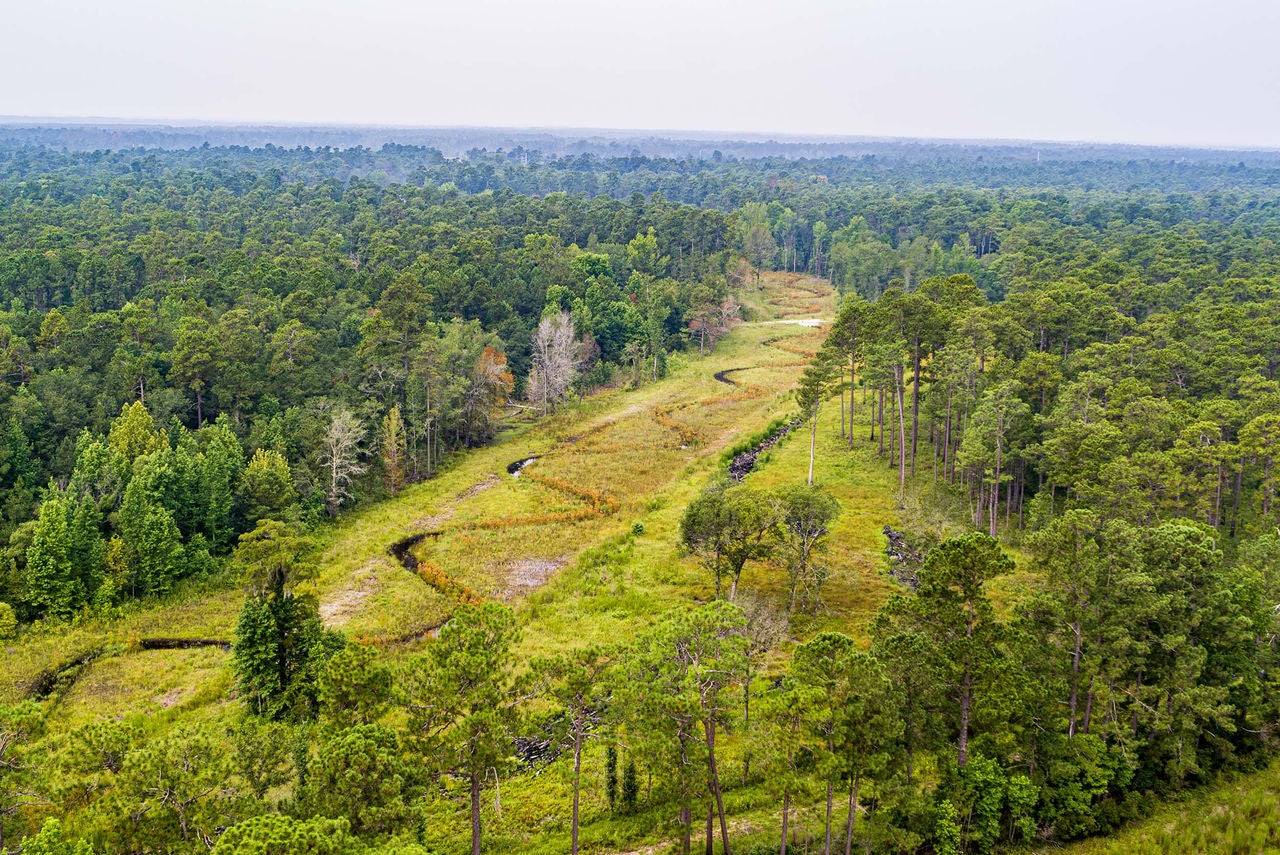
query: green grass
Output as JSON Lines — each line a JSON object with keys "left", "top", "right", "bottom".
{"left": 1045, "top": 760, "right": 1280, "bottom": 855}
{"left": 741, "top": 400, "right": 902, "bottom": 641}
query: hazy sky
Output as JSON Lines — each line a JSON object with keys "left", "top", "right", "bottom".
{"left": 4, "top": 0, "right": 1279, "bottom": 148}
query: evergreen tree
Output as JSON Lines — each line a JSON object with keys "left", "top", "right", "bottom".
{"left": 402, "top": 602, "right": 520, "bottom": 855}
{"left": 874, "top": 533, "right": 1013, "bottom": 768}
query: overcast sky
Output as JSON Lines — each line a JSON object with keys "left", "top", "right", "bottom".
{"left": 4, "top": 0, "right": 1278, "bottom": 148}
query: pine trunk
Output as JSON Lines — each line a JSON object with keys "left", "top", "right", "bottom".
{"left": 843, "top": 773, "right": 860, "bottom": 855}
{"left": 571, "top": 721, "right": 583, "bottom": 854}
{"left": 470, "top": 771, "right": 482, "bottom": 855}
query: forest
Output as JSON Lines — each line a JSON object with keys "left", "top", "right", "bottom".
{"left": 0, "top": 131, "right": 1278, "bottom": 855}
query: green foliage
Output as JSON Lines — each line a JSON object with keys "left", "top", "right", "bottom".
{"left": 24, "top": 496, "right": 78, "bottom": 618}
{"left": 116, "top": 481, "right": 184, "bottom": 598}
{"left": 680, "top": 483, "right": 778, "bottom": 600}
{"left": 297, "top": 724, "right": 414, "bottom": 837}
{"left": 211, "top": 815, "right": 358, "bottom": 855}
{"left": 238, "top": 449, "right": 296, "bottom": 527}
{"left": 235, "top": 520, "right": 314, "bottom": 599}
{"left": 616, "top": 602, "right": 747, "bottom": 846}
{"left": 7, "top": 134, "right": 1280, "bottom": 855}
{"left": 106, "top": 724, "right": 235, "bottom": 852}
{"left": 107, "top": 401, "right": 167, "bottom": 462}
{"left": 229, "top": 717, "right": 296, "bottom": 802}
{"left": 934, "top": 799, "right": 963, "bottom": 855}
{"left": 620, "top": 757, "right": 639, "bottom": 814}
{"left": 318, "top": 642, "right": 392, "bottom": 729}
{"left": 875, "top": 533, "right": 1013, "bottom": 770}
{"left": 604, "top": 744, "right": 618, "bottom": 813}
{"left": 775, "top": 483, "right": 840, "bottom": 613}
{"left": 233, "top": 593, "right": 338, "bottom": 720}
{"left": 16, "top": 819, "right": 92, "bottom": 855}
{"left": 0, "top": 700, "right": 45, "bottom": 848}
{"left": 402, "top": 602, "right": 520, "bottom": 853}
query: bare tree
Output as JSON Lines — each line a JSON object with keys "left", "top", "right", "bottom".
{"left": 716, "top": 295, "right": 741, "bottom": 341}
{"left": 528, "top": 312, "right": 577, "bottom": 416}
{"left": 686, "top": 296, "right": 740, "bottom": 356}
{"left": 321, "top": 408, "right": 366, "bottom": 515}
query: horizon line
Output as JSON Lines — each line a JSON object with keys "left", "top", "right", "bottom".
{"left": 2, "top": 115, "right": 1279, "bottom": 155}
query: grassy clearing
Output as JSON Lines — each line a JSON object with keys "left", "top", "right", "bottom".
{"left": 0, "top": 584, "right": 240, "bottom": 704}
{"left": 741, "top": 400, "right": 902, "bottom": 642}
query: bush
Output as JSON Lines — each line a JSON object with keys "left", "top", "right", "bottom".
{"left": 211, "top": 815, "right": 357, "bottom": 855}
{"left": 17, "top": 819, "right": 92, "bottom": 855}
{"left": 0, "top": 601, "right": 16, "bottom": 638}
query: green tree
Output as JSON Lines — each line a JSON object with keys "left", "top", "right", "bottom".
{"left": 298, "top": 724, "right": 413, "bottom": 837}
{"left": 15, "top": 819, "right": 92, "bottom": 855}
{"left": 626, "top": 227, "right": 666, "bottom": 276}
{"left": 680, "top": 483, "right": 777, "bottom": 601}
{"left": 237, "top": 448, "right": 296, "bottom": 527}
{"left": 792, "top": 633, "right": 900, "bottom": 855}
{"left": 116, "top": 480, "right": 184, "bottom": 598}
{"left": 403, "top": 602, "right": 520, "bottom": 855}
{"left": 108, "top": 724, "right": 236, "bottom": 851}
{"left": 231, "top": 521, "right": 337, "bottom": 719}
{"left": 170, "top": 316, "right": 219, "bottom": 427}
{"left": 318, "top": 642, "right": 393, "bottom": 729}
{"left": 756, "top": 664, "right": 822, "bottom": 855}
{"left": 775, "top": 484, "right": 840, "bottom": 613}
{"left": 24, "top": 496, "right": 80, "bottom": 618}
{"left": 875, "top": 533, "right": 1013, "bottom": 768}
{"left": 378, "top": 405, "right": 407, "bottom": 495}
{"left": 211, "top": 815, "right": 357, "bottom": 855}
{"left": 1241, "top": 412, "right": 1280, "bottom": 520}
{"left": 620, "top": 603, "right": 745, "bottom": 855}
{"left": 797, "top": 346, "right": 841, "bottom": 485}
{"left": 107, "top": 400, "right": 166, "bottom": 463}
{"left": 0, "top": 701, "right": 44, "bottom": 851}
{"left": 228, "top": 717, "right": 295, "bottom": 803}
{"left": 358, "top": 272, "right": 432, "bottom": 407}
{"left": 199, "top": 417, "right": 245, "bottom": 550}
{"left": 957, "top": 381, "right": 1030, "bottom": 537}
{"left": 531, "top": 646, "right": 614, "bottom": 855}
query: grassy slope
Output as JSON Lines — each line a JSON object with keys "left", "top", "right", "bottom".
{"left": 386, "top": 273, "right": 911, "bottom": 853}
{"left": 308, "top": 271, "right": 853, "bottom": 657}
{"left": 1045, "top": 762, "right": 1280, "bottom": 855}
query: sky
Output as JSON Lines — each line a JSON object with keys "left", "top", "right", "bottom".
{"left": 4, "top": 0, "right": 1279, "bottom": 148}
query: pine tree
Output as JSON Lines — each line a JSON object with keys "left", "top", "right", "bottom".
{"left": 378, "top": 405, "right": 407, "bottom": 495}
{"left": 238, "top": 448, "right": 296, "bottom": 527}
{"left": 402, "top": 602, "right": 520, "bottom": 855}
{"left": 24, "top": 497, "right": 79, "bottom": 619}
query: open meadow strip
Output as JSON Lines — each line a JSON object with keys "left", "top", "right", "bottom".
{"left": 311, "top": 273, "right": 844, "bottom": 650}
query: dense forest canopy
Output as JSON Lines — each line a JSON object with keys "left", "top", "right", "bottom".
{"left": 1, "top": 128, "right": 1279, "bottom": 855}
